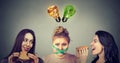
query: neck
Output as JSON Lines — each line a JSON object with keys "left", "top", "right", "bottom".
{"left": 21, "top": 51, "right": 27, "bottom": 55}
{"left": 97, "top": 58, "right": 105, "bottom": 63}
{"left": 97, "top": 50, "right": 105, "bottom": 63}
{"left": 19, "top": 51, "right": 29, "bottom": 60}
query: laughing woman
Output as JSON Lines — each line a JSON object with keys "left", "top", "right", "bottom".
{"left": 78, "top": 30, "right": 119, "bottom": 63}
{"left": 90, "top": 30, "right": 119, "bottom": 63}
{"left": 0, "top": 29, "right": 43, "bottom": 63}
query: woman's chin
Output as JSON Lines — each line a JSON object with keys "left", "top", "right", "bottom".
{"left": 57, "top": 54, "right": 64, "bottom": 56}
{"left": 55, "top": 54, "right": 65, "bottom": 58}
{"left": 92, "top": 52, "right": 97, "bottom": 55}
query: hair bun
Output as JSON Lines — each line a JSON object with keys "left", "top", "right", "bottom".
{"left": 53, "top": 26, "right": 69, "bottom": 36}
{"left": 52, "top": 26, "right": 70, "bottom": 43}
{"left": 55, "top": 26, "right": 64, "bottom": 34}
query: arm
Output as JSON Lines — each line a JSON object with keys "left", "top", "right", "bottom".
{"left": 76, "top": 46, "right": 88, "bottom": 63}
{"left": 8, "top": 52, "right": 20, "bottom": 63}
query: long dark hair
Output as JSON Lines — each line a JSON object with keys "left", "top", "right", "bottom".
{"left": 7, "top": 29, "right": 36, "bottom": 58}
{"left": 92, "top": 30, "right": 119, "bottom": 63}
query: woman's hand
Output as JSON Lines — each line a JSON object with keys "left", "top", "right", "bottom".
{"left": 76, "top": 46, "right": 88, "bottom": 63}
{"left": 28, "top": 53, "right": 39, "bottom": 63}
{"left": 8, "top": 52, "right": 20, "bottom": 63}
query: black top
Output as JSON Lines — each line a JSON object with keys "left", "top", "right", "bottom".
{"left": 0, "top": 57, "right": 43, "bottom": 63}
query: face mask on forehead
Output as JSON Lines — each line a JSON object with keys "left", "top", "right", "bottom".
{"left": 52, "top": 45, "right": 68, "bottom": 54}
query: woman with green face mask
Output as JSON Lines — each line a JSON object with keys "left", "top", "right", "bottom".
{"left": 43, "top": 26, "right": 87, "bottom": 63}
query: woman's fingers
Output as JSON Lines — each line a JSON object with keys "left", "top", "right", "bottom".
{"left": 8, "top": 52, "right": 20, "bottom": 63}
{"left": 76, "top": 46, "right": 89, "bottom": 63}
{"left": 76, "top": 46, "right": 89, "bottom": 56}
{"left": 28, "top": 53, "right": 39, "bottom": 63}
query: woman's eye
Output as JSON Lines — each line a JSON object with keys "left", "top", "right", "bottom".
{"left": 24, "top": 38, "right": 28, "bottom": 42}
{"left": 55, "top": 43, "right": 59, "bottom": 46}
{"left": 30, "top": 40, "right": 33, "bottom": 43}
{"left": 62, "top": 43, "right": 67, "bottom": 46}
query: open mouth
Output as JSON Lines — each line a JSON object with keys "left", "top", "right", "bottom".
{"left": 92, "top": 47, "right": 95, "bottom": 51}
{"left": 24, "top": 47, "right": 31, "bottom": 51}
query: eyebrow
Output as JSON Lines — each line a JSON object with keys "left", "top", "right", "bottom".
{"left": 24, "top": 38, "right": 28, "bottom": 40}
{"left": 30, "top": 39, "right": 33, "bottom": 42}
{"left": 62, "top": 43, "right": 67, "bottom": 44}
{"left": 55, "top": 43, "right": 60, "bottom": 44}
{"left": 24, "top": 38, "right": 33, "bottom": 41}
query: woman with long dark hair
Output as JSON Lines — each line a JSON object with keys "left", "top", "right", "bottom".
{"left": 0, "top": 29, "right": 43, "bottom": 63}
{"left": 91, "top": 30, "right": 119, "bottom": 63}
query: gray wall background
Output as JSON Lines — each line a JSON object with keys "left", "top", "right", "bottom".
{"left": 0, "top": 0, "right": 120, "bottom": 62}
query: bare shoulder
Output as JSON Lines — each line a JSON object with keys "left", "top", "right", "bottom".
{"left": 42, "top": 54, "right": 54, "bottom": 60}
{"left": 66, "top": 53, "right": 77, "bottom": 59}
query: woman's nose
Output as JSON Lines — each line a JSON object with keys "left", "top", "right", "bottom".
{"left": 26, "top": 42, "right": 30, "bottom": 46}
{"left": 59, "top": 45, "right": 63, "bottom": 50}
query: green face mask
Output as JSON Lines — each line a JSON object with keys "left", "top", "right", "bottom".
{"left": 52, "top": 45, "right": 68, "bottom": 54}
